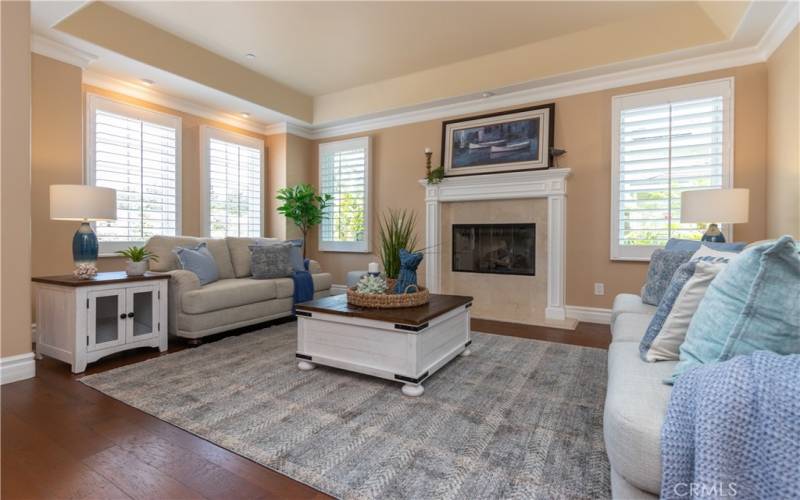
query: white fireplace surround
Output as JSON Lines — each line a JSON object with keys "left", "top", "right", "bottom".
{"left": 418, "top": 168, "right": 571, "bottom": 321}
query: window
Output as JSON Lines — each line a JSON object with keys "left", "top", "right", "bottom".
{"left": 319, "top": 136, "right": 371, "bottom": 252}
{"left": 87, "top": 94, "right": 181, "bottom": 253}
{"left": 200, "top": 126, "right": 264, "bottom": 238}
{"left": 611, "top": 79, "right": 733, "bottom": 261}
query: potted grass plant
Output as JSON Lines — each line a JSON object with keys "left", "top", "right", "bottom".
{"left": 115, "top": 246, "right": 159, "bottom": 276}
{"left": 378, "top": 209, "right": 419, "bottom": 280}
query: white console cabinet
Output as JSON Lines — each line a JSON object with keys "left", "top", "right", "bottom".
{"left": 33, "top": 272, "right": 169, "bottom": 373}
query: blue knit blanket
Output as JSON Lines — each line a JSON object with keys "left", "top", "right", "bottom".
{"left": 291, "top": 259, "right": 315, "bottom": 313}
{"left": 661, "top": 351, "right": 800, "bottom": 499}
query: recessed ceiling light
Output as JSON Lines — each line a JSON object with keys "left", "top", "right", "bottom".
{"left": 141, "top": 78, "right": 155, "bottom": 86}
{"left": 245, "top": 53, "right": 256, "bottom": 59}
{"left": 240, "top": 112, "right": 250, "bottom": 118}
{"left": 481, "top": 91, "right": 495, "bottom": 98}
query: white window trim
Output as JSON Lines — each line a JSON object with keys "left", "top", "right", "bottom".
{"left": 85, "top": 93, "right": 183, "bottom": 255}
{"left": 610, "top": 78, "right": 735, "bottom": 262}
{"left": 199, "top": 125, "right": 265, "bottom": 238}
{"left": 318, "top": 136, "right": 372, "bottom": 253}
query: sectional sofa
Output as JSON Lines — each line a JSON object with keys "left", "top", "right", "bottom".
{"left": 145, "top": 235, "right": 332, "bottom": 340}
{"left": 604, "top": 292, "right": 668, "bottom": 499}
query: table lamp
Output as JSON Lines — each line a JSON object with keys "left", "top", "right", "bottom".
{"left": 50, "top": 185, "right": 117, "bottom": 266}
{"left": 681, "top": 188, "right": 749, "bottom": 243}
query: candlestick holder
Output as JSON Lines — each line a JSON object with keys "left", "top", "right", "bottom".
{"left": 424, "top": 151, "right": 432, "bottom": 177}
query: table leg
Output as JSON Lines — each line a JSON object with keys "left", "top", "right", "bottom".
{"left": 401, "top": 383, "right": 424, "bottom": 397}
{"left": 298, "top": 360, "right": 316, "bottom": 371}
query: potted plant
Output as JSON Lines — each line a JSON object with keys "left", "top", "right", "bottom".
{"left": 115, "top": 246, "right": 159, "bottom": 276}
{"left": 276, "top": 184, "right": 332, "bottom": 258}
{"left": 378, "top": 209, "right": 419, "bottom": 279}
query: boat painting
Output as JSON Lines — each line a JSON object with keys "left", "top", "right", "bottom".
{"left": 442, "top": 104, "right": 554, "bottom": 176}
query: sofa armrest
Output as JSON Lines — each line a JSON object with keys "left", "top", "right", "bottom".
{"left": 150, "top": 270, "right": 200, "bottom": 335}
{"left": 307, "top": 259, "right": 322, "bottom": 274}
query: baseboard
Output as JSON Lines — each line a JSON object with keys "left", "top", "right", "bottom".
{"left": 565, "top": 305, "right": 612, "bottom": 325}
{"left": 330, "top": 284, "right": 348, "bottom": 295}
{"left": 1, "top": 352, "right": 36, "bottom": 385}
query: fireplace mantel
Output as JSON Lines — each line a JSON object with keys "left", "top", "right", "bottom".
{"left": 418, "top": 168, "right": 571, "bottom": 321}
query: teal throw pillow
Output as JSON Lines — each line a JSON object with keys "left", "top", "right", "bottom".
{"left": 671, "top": 236, "right": 800, "bottom": 382}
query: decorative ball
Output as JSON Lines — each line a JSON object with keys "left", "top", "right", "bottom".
{"left": 73, "top": 263, "right": 98, "bottom": 280}
{"left": 356, "top": 274, "right": 388, "bottom": 295}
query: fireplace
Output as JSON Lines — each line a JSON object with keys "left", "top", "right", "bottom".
{"left": 452, "top": 223, "right": 535, "bottom": 276}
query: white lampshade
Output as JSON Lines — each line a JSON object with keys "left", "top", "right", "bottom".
{"left": 681, "top": 188, "right": 749, "bottom": 224}
{"left": 50, "top": 185, "right": 117, "bottom": 221}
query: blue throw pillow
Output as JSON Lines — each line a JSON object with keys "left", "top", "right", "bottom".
{"left": 642, "top": 249, "right": 695, "bottom": 305}
{"left": 664, "top": 238, "right": 746, "bottom": 253}
{"left": 287, "top": 239, "right": 305, "bottom": 272}
{"left": 671, "top": 236, "right": 800, "bottom": 382}
{"left": 174, "top": 242, "right": 219, "bottom": 285}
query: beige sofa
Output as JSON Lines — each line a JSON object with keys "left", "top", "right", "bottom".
{"left": 145, "top": 235, "right": 332, "bottom": 340}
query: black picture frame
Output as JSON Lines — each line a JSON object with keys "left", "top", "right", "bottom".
{"left": 440, "top": 103, "right": 555, "bottom": 177}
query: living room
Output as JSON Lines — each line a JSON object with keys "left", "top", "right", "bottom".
{"left": 1, "top": 1, "right": 798, "bottom": 498}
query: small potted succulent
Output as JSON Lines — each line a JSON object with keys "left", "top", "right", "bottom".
{"left": 115, "top": 246, "right": 159, "bottom": 276}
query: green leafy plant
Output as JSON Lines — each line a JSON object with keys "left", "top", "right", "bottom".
{"left": 378, "top": 209, "right": 419, "bottom": 279}
{"left": 426, "top": 166, "right": 445, "bottom": 185}
{"left": 276, "top": 183, "right": 333, "bottom": 258}
{"left": 115, "top": 246, "right": 159, "bottom": 263}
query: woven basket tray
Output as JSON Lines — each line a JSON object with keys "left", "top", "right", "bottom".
{"left": 347, "top": 279, "right": 430, "bottom": 309}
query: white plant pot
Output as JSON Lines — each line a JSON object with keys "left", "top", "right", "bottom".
{"left": 125, "top": 260, "right": 148, "bottom": 276}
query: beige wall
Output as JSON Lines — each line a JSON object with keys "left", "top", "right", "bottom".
{"left": 1, "top": 1, "right": 33, "bottom": 357}
{"left": 766, "top": 27, "right": 800, "bottom": 238}
{"left": 30, "top": 55, "right": 273, "bottom": 278}
{"left": 308, "top": 64, "right": 769, "bottom": 309}
{"left": 266, "top": 132, "right": 313, "bottom": 241}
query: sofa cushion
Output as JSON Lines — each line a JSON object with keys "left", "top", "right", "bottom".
{"left": 182, "top": 278, "right": 278, "bottom": 314}
{"left": 611, "top": 313, "right": 653, "bottom": 343}
{"left": 146, "top": 235, "right": 235, "bottom": 279}
{"left": 250, "top": 243, "right": 293, "bottom": 279}
{"left": 611, "top": 294, "right": 657, "bottom": 326}
{"left": 604, "top": 341, "right": 675, "bottom": 494}
{"left": 226, "top": 237, "right": 280, "bottom": 277}
{"left": 664, "top": 238, "right": 746, "bottom": 253}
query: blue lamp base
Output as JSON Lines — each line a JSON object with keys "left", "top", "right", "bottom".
{"left": 700, "top": 223, "right": 726, "bottom": 243}
{"left": 73, "top": 222, "right": 99, "bottom": 265}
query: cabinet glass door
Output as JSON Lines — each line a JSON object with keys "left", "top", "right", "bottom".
{"left": 87, "top": 290, "right": 126, "bottom": 351}
{"left": 127, "top": 286, "right": 159, "bottom": 342}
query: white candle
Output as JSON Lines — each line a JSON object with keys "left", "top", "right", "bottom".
{"left": 368, "top": 262, "right": 379, "bottom": 274}
{"left": 424, "top": 147, "right": 432, "bottom": 154}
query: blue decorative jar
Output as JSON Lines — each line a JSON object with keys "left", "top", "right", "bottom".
{"left": 72, "top": 222, "right": 99, "bottom": 265}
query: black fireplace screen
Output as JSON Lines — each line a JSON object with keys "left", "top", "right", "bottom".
{"left": 452, "top": 223, "right": 535, "bottom": 276}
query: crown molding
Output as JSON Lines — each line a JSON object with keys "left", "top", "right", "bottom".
{"left": 756, "top": 1, "right": 799, "bottom": 59}
{"left": 31, "top": 34, "right": 97, "bottom": 69}
{"left": 82, "top": 70, "right": 271, "bottom": 135}
{"left": 265, "top": 122, "right": 314, "bottom": 139}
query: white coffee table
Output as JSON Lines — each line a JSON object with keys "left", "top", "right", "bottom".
{"left": 295, "top": 294, "right": 473, "bottom": 396}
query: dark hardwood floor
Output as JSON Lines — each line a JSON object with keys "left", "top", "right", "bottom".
{"left": 1, "top": 318, "right": 610, "bottom": 499}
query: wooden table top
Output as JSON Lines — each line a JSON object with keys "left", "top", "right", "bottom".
{"left": 295, "top": 293, "right": 473, "bottom": 327}
{"left": 32, "top": 271, "right": 170, "bottom": 287}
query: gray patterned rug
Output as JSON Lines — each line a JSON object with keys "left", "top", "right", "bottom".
{"left": 81, "top": 323, "right": 610, "bottom": 499}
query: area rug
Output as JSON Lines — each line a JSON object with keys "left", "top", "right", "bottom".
{"left": 81, "top": 323, "right": 611, "bottom": 499}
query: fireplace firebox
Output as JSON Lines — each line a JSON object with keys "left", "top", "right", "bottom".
{"left": 452, "top": 223, "right": 535, "bottom": 276}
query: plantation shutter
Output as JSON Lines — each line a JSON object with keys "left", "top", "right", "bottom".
{"left": 89, "top": 96, "right": 180, "bottom": 251}
{"left": 206, "top": 134, "right": 262, "bottom": 238}
{"left": 319, "top": 136, "right": 370, "bottom": 252}
{"left": 611, "top": 80, "right": 732, "bottom": 260}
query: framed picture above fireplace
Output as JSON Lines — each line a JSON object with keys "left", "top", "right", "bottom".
{"left": 452, "top": 223, "right": 535, "bottom": 276}
{"left": 441, "top": 104, "right": 554, "bottom": 177}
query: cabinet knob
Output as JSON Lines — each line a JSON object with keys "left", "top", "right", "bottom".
{"left": 120, "top": 313, "right": 126, "bottom": 319}
{"left": 127, "top": 312, "right": 135, "bottom": 318}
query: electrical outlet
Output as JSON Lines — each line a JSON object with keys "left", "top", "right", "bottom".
{"left": 594, "top": 283, "right": 605, "bottom": 296}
